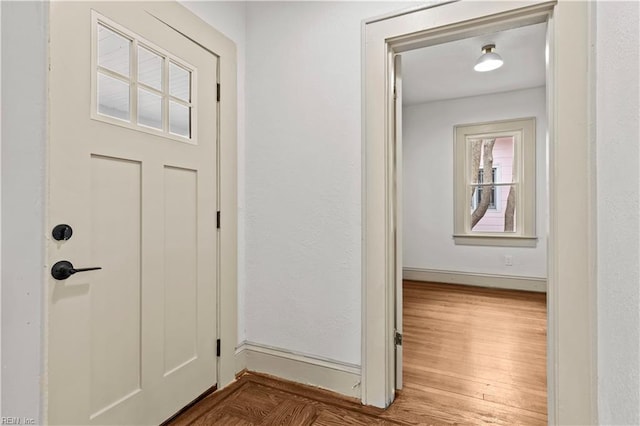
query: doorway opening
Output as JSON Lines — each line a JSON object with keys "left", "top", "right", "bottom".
{"left": 396, "top": 21, "right": 549, "bottom": 423}
{"left": 362, "top": 2, "right": 596, "bottom": 424}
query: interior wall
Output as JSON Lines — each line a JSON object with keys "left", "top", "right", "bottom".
{"left": 0, "top": 0, "right": 3, "bottom": 413}
{"left": 596, "top": 1, "right": 640, "bottom": 424}
{"left": 0, "top": 1, "right": 637, "bottom": 422}
{"left": 244, "top": 1, "right": 419, "bottom": 365}
{"left": 179, "top": 0, "right": 248, "bottom": 346}
{"left": 0, "top": 1, "right": 48, "bottom": 421}
{"left": 403, "top": 87, "right": 547, "bottom": 278}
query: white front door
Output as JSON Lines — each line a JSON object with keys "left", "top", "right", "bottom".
{"left": 47, "top": 2, "right": 218, "bottom": 424}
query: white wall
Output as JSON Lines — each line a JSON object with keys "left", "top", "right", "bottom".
{"left": 0, "top": 1, "right": 638, "bottom": 422}
{"left": 0, "top": 1, "right": 3, "bottom": 414}
{"left": 244, "top": 1, "right": 419, "bottom": 365}
{"left": 0, "top": 1, "right": 48, "bottom": 421}
{"left": 596, "top": 1, "right": 640, "bottom": 424}
{"left": 403, "top": 87, "right": 547, "bottom": 278}
{"left": 179, "top": 0, "right": 248, "bottom": 346}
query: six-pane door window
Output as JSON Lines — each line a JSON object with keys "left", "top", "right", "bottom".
{"left": 94, "top": 19, "right": 195, "bottom": 141}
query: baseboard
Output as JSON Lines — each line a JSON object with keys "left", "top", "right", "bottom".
{"left": 403, "top": 267, "right": 547, "bottom": 292}
{"left": 235, "top": 344, "right": 247, "bottom": 374}
{"left": 234, "top": 341, "right": 361, "bottom": 399}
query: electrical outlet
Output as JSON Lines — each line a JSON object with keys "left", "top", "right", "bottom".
{"left": 504, "top": 255, "right": 513, "bottom": 266}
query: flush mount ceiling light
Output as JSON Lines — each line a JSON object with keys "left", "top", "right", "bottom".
{"left": 474, "top": 44, "right": 504, "bottom": 72}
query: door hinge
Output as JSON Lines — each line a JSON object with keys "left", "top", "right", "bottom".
{"left": 395, "top": 331, "right": 403, "bottom": 346}
{"left": 216, "top": 339, "right": 221, "bottom": 357}
{"left": 217, "top": 83, "right": 221, "bottom": 102}
{"left": 217, "top": 211, "right": 220, "bottom": 229}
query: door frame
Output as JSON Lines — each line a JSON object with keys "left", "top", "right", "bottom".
{"left": 43, "top": 1, "right": 237, "bottom": 422}
{"left": 361, "top": 1, "right": 597, "bottom": 424}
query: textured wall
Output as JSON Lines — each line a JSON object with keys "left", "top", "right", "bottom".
{"left": 1, "top": 1, "right": 48, "bottom": 421}
{"left": 403, "top": 87, "right": 547, "bottom": 278}
{"left": 1, "top": 0, "right": 638, "bottom": 420}
{"left": 244, "top": 1, "right": 419, "bottom": 364}
{"left": 596, "top": 1, "right": 640, "bottom": 424}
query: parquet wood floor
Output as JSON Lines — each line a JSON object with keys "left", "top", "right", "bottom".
{"left": 168, "top": 281, "right": 547, "bottom": 425}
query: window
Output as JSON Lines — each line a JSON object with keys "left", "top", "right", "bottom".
{"left": 453, "top": 117, "right": 537, "bottom": 246}
{"left": 91, "top": 13, "right": 196, "bottom": 143}
{"left": 472, "top": 167, "right": 498, "bottom": 210}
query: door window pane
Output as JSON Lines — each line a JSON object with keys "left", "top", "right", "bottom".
{"left": 169, "top": 101, "right": 190, "bottom": 138}
{"left": 98, "top": 73, "right": 130, "bottom": 121}
{"left": 98, "top": 24, "right": 130, "bottom": 77}
{"left": 138, "top": 47, "right": 162, "bottom": 91}
{"left": 169, "top": 63, "right": 190, "bottom": 101}
{"left": 94, "top": 16, "right": 196, "bottom": 141}
{"left": 138, "top": 88, "right": 162, "bottom": 129}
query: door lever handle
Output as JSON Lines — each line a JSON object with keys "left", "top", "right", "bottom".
{"left": 51, "top": 260, "right": 102, "bottom": 280}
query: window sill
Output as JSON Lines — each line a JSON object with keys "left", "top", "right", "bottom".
{"left": 453, "top": 234, "right": 538, "bottom": 247}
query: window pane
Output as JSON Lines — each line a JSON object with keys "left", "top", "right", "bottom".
{"left": 98, "top": 24, "right": 130, "bottom": 77}
{"left": 138, "top": 88, "right": 162, "bottom": 129}
{"left": 169, "top": 101, "right": 190, "bottom": 138}
{"left": 471, "top": 184, "right": 496, "bottom": 211}
{"left": 471, "top": 184, "right": 516, "bottom": 232}
{"left": 169, "top": 63, "right": 190, "bottom": 101}
{"left": 468, "top": 137, "right": 514, "bottom": 184}
{"left": 98, "top": 73, "right": 130, "bottom": 121}
{"left": 469, "top": 139, "right": 483, "bottom": 184}
{"left": 138, "top": 47, "right": 162, "bottom": 90}
{"left": 492, "top": 137, "right": 515, "bottom": 183}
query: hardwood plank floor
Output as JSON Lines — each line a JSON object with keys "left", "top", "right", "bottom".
{"left": 168, "top": 281, "right": 547, "bottom": 425}
{"left": 391, "top": 281, "right": 547, "bottom": 425}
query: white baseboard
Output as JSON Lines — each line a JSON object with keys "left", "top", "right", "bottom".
{"left": 234, "top": 341, "right": 361, "bottom": 399}
{"left": 403, "top": 267, "right": 547, "bottom": 293}
{"left": 235, "top": 344, "right": 247, "bottom": 374}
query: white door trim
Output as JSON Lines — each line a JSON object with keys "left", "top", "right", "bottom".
{"left": 361, "top": 2, "right": 597, "bottom": 424}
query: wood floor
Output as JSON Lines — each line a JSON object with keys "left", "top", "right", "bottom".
{"left": 168, "top": 281, "right": 547, "bottom": 425}
{"left": 398, "top": 281, "right": 547, "bottom": 424}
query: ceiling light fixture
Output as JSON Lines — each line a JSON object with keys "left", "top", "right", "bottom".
{"left": 474, "top": 44, "right": 504, "bottom": 72}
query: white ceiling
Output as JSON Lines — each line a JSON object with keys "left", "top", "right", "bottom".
{"left": 402, "top": 23, "right": 547, "bottom": 105}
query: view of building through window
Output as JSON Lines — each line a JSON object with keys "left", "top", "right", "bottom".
{"left": 454, "top": 117, "right": 535, "bottom": 245}
{"left": 470, "top": 136, "right": 515, "bottom": 232}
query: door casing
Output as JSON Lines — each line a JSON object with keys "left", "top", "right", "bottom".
{"left": 362, "top": 1, "right": 597, "bottom": 424}
{"left": 43, "top": 2, "right": 238, "bottom": 422}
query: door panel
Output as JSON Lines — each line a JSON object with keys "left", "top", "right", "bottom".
{"left": 48, "top": 2, "right": 218, "bottom": 424}
{"left": 90, "top": 155, "right": 143, "bottom": 417}
{"left": 163, "top": 166, "right": 198, "bottom": 375}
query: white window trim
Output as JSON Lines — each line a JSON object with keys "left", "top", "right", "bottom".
{"left": 90, "top": 11, "right": 198, "bottom": 144}
{"left": 453, "top": 117, "right": 537, "bottom": 247}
